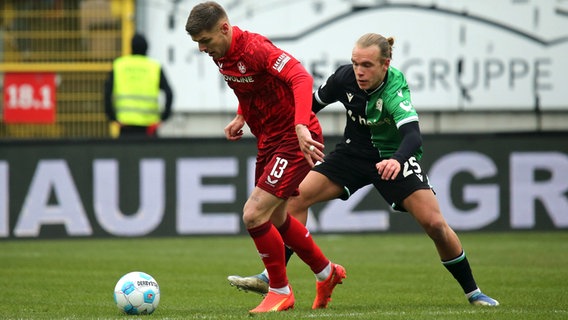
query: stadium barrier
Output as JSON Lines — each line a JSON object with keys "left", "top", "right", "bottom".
{"left": 1, "top": 133, "right": 567, "bottom": 239}
{"left": 0, "top": 0, "right": 134, "bottom": 139}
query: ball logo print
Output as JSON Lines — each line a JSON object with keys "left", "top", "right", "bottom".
{"left": 114, "top": 271, "right": 160, "bottom": 315}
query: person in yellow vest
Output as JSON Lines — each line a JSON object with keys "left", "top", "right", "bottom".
{"left": 104, "top": 33, "right": 173, "bottom": 138}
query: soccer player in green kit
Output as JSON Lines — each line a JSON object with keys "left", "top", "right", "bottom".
{"left": 228, "top": 33, "right": 499, "bottom": 307}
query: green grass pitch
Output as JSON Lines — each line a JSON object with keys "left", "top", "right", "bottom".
{"left": 1, "top": 232, "right": 567, "bottom": 319}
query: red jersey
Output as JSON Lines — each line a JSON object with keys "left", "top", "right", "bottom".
{"left": 213, "top": 26, "right": 321, "bottom": 151}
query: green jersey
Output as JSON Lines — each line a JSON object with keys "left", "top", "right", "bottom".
{"left": 366, "top": 67, "right": 422, "bottom": 159}
{"left": 314, "top": 65, "right": 422, "bottom": 160}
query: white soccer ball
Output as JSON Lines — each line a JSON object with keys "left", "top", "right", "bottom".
{"left": 113, "top": 271, "right": 160, "bottom": 315}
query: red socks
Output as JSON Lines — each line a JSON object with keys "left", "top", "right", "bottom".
{"left": 247, "top": 221, "right": 288, "bottom": 288}
{"left": 247, "top": 214, "right": 330, "bottom": 289}
{"left": 278, "top": 214, "right": 329, "bottom": 274}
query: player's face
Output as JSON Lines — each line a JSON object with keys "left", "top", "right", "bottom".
{"left": 191, "top": 21, "right": 231, "bottom": 59}
{"left": 351, "top": 45, "right": 390, "bottom": 91}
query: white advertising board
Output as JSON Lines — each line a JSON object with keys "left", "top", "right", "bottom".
{"left": 142, "top": 0, "right": 568, "bottom": 112}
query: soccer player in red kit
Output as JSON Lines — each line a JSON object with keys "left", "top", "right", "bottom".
{"left": 185, "top": 1, "right": 346, "bottom": 314}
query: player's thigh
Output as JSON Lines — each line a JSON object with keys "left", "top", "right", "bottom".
{"left": 402, "top": 188, "right": 445, "bottom": 227}
{"left": 243, "top": 186, "right": 285, "bottom": 228}
{"left": 292, "top": 171, "right": 344, "bottom": 207}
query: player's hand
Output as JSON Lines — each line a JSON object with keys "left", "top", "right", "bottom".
{"left": 224, "top": 114, "right": 245, "bottom": 141}
{"left": 295, "top": 124, "right": 324, "bottom": 167}
{"left": 376, "top": 159, "right": 400, "bottom": 180}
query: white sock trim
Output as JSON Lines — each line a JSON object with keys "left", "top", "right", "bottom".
{"left": 466, "top": 288, "right": 481, "bottom": 299}
{"left": 315, "top": 262, "right": 332, "bottom": 281}
{"left": 269, "top": 285, "right": 290, "bottom": 295}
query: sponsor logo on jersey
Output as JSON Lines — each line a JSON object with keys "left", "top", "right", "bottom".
{"left": 365, "top": 117, "right": 389, "bottom": 127}
{"left": 223, "top": 75, "right": 254, "bottom": 83}
{"left": 347, "top": 109, "right": 356, "bottom": 122}
{"left": 273, "top": 53, "right": 291, "bottom": 72}
{"left": 217, "top": 62, "right": 223, "bottom": 70}
{"left": 399, "top": 100, "right": 413, "bottom": 112}
{"left": 346, "top": 92, "right": 354, "bottom": 102}
{"left": 237, "top": 61, "right": 247, "bottom": 74}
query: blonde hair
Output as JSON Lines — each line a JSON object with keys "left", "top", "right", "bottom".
{"left": 356, "top": 33, "right": 394, "bottom": 61}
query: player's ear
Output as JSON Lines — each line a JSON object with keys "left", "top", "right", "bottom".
{"left": 383, "top": 58, "right": 391, "bottom": 69}
{"left": 220, "top": 21, "right": 230, "bottom": 35}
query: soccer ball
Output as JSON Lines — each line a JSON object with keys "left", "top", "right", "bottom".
{"left": 113, "top": 271, "right": 160, "bottom": 315}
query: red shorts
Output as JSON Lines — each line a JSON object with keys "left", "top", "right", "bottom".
{"left": 255, "top": 133, "right": 323, "bottom": 199}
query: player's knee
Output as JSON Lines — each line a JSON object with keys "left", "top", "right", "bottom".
{"left": 242, "top": 204, "right": 265, "bottom": 228}
{"left": 242, "top": 211, "right": 266, "bottom": 229}
{"left": 423, "top": 218, "right": 448, "bottom": 240}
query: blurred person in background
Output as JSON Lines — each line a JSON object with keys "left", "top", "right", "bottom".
{"left": 104, "top": 33, "right": 173, "bottom": 138}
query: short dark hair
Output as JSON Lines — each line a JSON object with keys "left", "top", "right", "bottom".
{"left": 185, "top": 1, "right": 228, "bottom": 36}
{"left": 131, "top": 33, "right": 148, "bottom": 55}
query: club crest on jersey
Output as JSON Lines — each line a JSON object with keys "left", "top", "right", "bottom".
{"left": 376, "top": 98, "right": 383, "bottom": 112}
{"left": 237, "top": 61, "right": 247, "bottom": 74}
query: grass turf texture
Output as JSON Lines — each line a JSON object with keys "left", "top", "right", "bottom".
{"left": 1, "top": 232, "right": 567, "bottom": 319}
